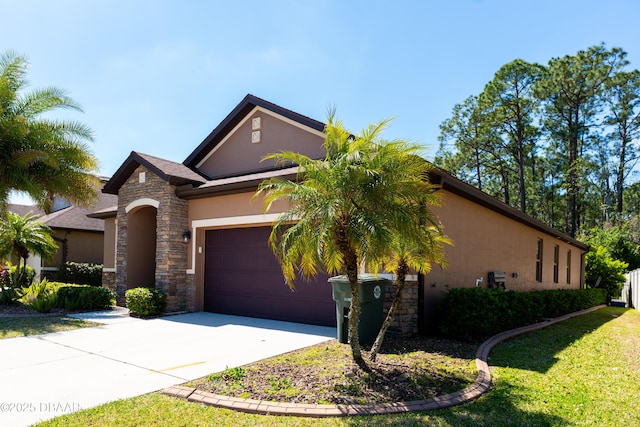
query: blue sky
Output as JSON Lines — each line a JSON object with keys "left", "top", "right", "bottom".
{"left": 3, "top": 0, "right": 640, "bottom": 198}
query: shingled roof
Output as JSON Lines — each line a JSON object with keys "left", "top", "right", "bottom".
{"left": 8, "top": 190, "right": 118, "bottom": 233}
{"left": 102, "top": 151, "right": 207, "bottom": 195}
{"left": 6, "top": 204, "right": 45, "bottom": 218}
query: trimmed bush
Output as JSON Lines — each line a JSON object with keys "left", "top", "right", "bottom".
{"left": 436, "top": 287, "right": 607, "bottom": 339}
{"left": 125, "top": 287, "right": 167, "bottom": 318}
{"left": 58, "top": 262, "right": 103, "bottom": 286}
{"left": 54, "top": 283, "right": 115, "bottom": 311}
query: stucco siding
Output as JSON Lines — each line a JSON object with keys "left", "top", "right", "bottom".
{"left": 44, "top": 230, "right": 104, "bottom": 267}
{"left": 424, "top": 190, "right": 585, "bottom": 293}
{"left": 103, "top": 218, "right": 117, "bottom": 269}
{"left": 188, "top": 192, "right": 288, "bottom": 222}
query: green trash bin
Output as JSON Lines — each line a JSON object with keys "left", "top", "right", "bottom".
{"left": 329, "top": 274, "right": 389, "bottom": 345}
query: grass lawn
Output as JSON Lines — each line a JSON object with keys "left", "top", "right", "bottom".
{"left": 38, "top": 307, "right": 640, "bottom": 426}
{"left": 0, "top": 316, "right": 97, "bottom": 339}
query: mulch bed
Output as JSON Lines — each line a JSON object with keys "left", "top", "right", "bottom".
{"left": 0, "top": 301, "right": 70, "bottom": 317}
{"left": 188, "top": 336, "right": 478, "bottom": 405}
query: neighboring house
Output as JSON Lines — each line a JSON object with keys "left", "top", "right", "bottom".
{"left": 93, "top": 94, "right": 588, "bottom": 334}
{"left": 7, "top": 181, "right": 117, "bottom": 281}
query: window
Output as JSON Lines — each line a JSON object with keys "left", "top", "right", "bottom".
{"left": 567, "top": 250, "right": 572, "bottom": 284}
{"left": 553, "top": 245, "right": 559, "bottom": 283}
{"left": 536, "top": 239, "right": 543, "bottom": 282}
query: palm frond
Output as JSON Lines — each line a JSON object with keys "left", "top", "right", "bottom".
{"left": 0, "top": 50, "right": 97, "bottom": 210}
{"left": 16, "top": 86, "right": 84, "bottom": 117}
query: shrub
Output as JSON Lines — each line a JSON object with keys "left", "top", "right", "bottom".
{"left": 9, "top": 265, "right": 35, "bottom": 288}
{"left": 55, "top": 283, "right": 115, "bottom": 311}
{"left": 0, "top": 265, "right": 23, "bottom": 304}
{"left": 0, "top": 284, "right": 23, "bottom": 303}
{"left": 20, "top": 279, "right": 58, "bottom": 313}
{"left": 436, "top": 287, "right": 608, "bottom": 339}
{"left": 57, "top": 262, "right": 103, "bottom": 286}
{"left": 126, "top": 287, "right": 167, "bottom": 318}
{"left": 585, "top": 245, "right": 628, "bottom": 301}
{"left": 0, "top": 266, "right": 9, "bottom": 287}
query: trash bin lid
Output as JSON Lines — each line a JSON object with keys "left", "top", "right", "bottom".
{"left": 328, "top": 274, "right": 390, "bottom": 284}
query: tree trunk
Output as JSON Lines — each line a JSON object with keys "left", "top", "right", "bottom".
{"left": 335, "top": 219, "right": 367, "bottom": 370}
{"left": 16, "top": 256, "right": 27, "bottom": 287}
{"left": 474, "top": 147, "right": 482, "bottom": 191}
{"left": 369, "top": 260, "right": 408, "bottom": 362}
{"left": 616, "top": 135, "right": 627, "bottom": 214}
{"left": 517, "top": 136, "right": 527, "bottom": 213}
{"left": 347, "top": 267, "right": 367, "bottom": 370}
{"left": 567, "top": 115, "right": 579, "bottom": 238}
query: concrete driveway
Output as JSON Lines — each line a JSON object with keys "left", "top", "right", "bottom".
{"left": 0, "top": 308, "right": 335, "bottom": 427}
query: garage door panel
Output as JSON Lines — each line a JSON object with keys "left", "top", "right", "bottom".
{"left": 204, "top": 227, "right": 335, "bottom": 326}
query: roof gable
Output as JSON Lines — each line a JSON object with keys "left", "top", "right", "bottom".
{"left": 193, "top": 105, "right": 326, "bottom": 180}
{"left": 103, "top": 151, "right": 206, "bottom": 195}
{"left": 183, "top": 94, "right": 325, "bottom": 171}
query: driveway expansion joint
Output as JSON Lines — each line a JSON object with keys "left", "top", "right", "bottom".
{"left": 162, "top": 305, "right": 606, "bottom": 417}
{"left": 38, "top": 335, "right": 189, "bottom": 382}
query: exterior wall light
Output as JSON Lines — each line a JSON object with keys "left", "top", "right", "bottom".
{"left": 182, "top": 230, "right": 192, "bottom": 244}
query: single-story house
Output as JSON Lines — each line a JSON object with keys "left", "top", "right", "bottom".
{"left": 7, "top": 184, "right": 117, "bottom": 281}
{"left": 93, "top": 94, "right": 588, "bottom": 335}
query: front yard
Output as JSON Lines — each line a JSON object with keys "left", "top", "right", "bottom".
{"left": 34, "top": 306, "right": 640, "bottom": 426}
{"left": 0, "top": 302, "right": 97, "bottom": 338}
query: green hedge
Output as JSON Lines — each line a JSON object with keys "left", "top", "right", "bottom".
{"left": 57, "top": 262, "right": 103, "bottom": 286}
{"left": 436, "top": 288, "right": 608, "bottom": 339}
{"left": 125, "top": 287, "right": 167, "bottom": 318}
{"left": 54, "top": 283, "right": 116, "bottom": 311}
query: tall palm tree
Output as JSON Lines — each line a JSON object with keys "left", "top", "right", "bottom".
{"left": 0, "top": 212, "right": 57, "bottom": 286}
{"left": 0, "top": 50, "right": 99, "bottom": 213}
{"left": 258, "top": 115, "right": 442, "bottom": 369}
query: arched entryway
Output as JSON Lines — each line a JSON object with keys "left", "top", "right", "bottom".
{"left": 126, "top": 205, "right": 157, "bottom": 289}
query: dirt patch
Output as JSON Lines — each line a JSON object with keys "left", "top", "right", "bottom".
{"left": 188, "top": 336, "right": 478, "bottom": 405}
{"left": 0, "top": 301, "right": 71, "bottom": 317}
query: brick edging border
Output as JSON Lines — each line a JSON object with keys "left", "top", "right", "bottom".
{"left": 163, "top": 305, "right": 607, "bottom": 418}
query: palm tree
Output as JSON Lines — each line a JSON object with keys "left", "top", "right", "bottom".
{"left": 0, "top": 212, "right": 57, "bottom": 286}
{"left": 0, "top": 50, "right": 99, "bottom": 213}
{"left": 367, "top": 214, "right": 451, "bottom": 361}
{"left": 258, "top": 115, "right": 442, "bottom": 369}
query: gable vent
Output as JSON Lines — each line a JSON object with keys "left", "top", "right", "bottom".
{"left": 251, "top": 116, "right": 262, "bottom": 143}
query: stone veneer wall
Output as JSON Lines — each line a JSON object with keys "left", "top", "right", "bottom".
{"left": 185, "top": 274, "right": 196, "bottom": 312}
{"left": 114, "top": 165, "right": 190, "bottom": 312}
{"left": 102, "top": 271, "right": 117, "bottom": 301}
{"left": 382, "top": 280, "right": 419, "bottom": 338}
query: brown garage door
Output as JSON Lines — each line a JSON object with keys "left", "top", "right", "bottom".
{"left": 204, "top": 227, "right": 336, "bottom": 326}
